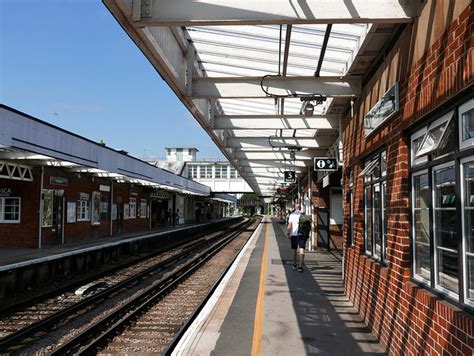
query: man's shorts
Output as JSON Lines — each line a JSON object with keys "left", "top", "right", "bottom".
{"left": 290, "top": 235, "right": 306, "bottom": 249}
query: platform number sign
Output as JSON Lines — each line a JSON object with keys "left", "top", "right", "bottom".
{"left": 284, "top": 170, "right": 296, "bottom": 183}
{"left": 314, "top": 157, "right": 338, "bottom": 171}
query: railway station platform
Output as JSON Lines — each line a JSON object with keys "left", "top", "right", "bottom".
{"left": 174, "top": 216, "right": 386, "bottom": 355}
{"left": 0, "top": 218, "right": 236, "bottom": 269}
{"left": 0, "top": 217, "right": 241, "bottom": 301}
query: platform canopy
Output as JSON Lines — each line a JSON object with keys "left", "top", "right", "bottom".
{"left": 103, "top": 0, "right": 421, "bottom": 197}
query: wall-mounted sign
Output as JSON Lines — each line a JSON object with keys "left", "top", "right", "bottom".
{"left": 99, "top": 185, "right": 111, "bottom": 192}
{"left": 79, "top": 192, "right": 90, "bottom": 201}
{"left": 50, "top": 176, "right": 68, "bottom": 186}
{"left": 0, "top": 188, "right": 18, "bottom": 197}
{"left": 364, "top": 82, "right": 399, "bottom": 136}
{"left": 284, "top": 171, "right": 296, "bottom": 183}
{"left": 67, "top": 201, "right": 76, "bottom": 223}
{"left": 314, "top": 157, "right": 338, "bottom": 171}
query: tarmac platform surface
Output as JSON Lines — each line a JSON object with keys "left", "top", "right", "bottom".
{"left": 174, "top": 216, "right": 386, "bottom": 355}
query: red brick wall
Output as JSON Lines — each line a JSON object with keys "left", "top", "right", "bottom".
{"left": 112, "top": 183, "right": 150, "bottom": 235}
{"left": 0, "top": 166, "right": 153, "bottom": 248}
{"left": 0, "top": 172, "right": 40, "bottom": 248}
{"left": 343, "top": 2, "right": 474, "bottom": 355}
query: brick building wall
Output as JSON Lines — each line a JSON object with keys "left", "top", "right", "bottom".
{"left": 0, "top": 171, "right": 40, "bottom": 248}
{"left": 343, "top": 1, "right": 474, "bottom": 355}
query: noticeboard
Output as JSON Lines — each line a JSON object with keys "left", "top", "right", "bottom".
{"left": 314, "top": 157, "right": 338, "bottom": 171}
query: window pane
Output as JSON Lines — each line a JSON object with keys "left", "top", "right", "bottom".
{"left": 4, "top": 198, "right": 20, "bottom": 221}
{"left": 215, "top": 166, "right": 221, "bottom": 179}
{"left": 374, "top": 184, "right": 382, "bottom": 258}
{"left": 434, "top": 167, "right": 456, "bottom": 208}
{"left": 199, "top": 166, "right": 205, "bottom": 178}
{"left": 437, "top": 248, "right": 459, "bottom": 293}
{"left": 414, "top": 174, "right": 430, "bottom": 209}
{"left": 365, "top": 186, "right": 372, "bottom": 254}
{"left": 413, "top": 173, "right": 431, "bottom": 280}
{"left": 381, "top": 152, "right": 387, "bottom": 177}
{"left": 418, "top": 122, "right": 448, "bottom": 155}
{"left": 349, "top": 190, "right": 354, "bottom": 246}
{"left": 382, "top": 183, "right": 387, "bottom": 260}
{"left": 467, "top": 255, "right": 474, "bottom": 301}
{"left": 414, "top": 210, "right": 431, "bottom": 278}
{"left": 462, "top": 108, "right": 474, "bottom": 141}
{"left": 433, "top": 165, "right": 458, "bottom": 293}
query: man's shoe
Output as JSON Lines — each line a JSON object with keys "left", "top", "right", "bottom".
{"left": 298, "top": 266, "right": 304, "bottom": 272}
{"left": 292, "top": 264, "right": 297, "bottom": 270}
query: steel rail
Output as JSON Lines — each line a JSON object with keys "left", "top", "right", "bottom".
{"left": 163, "top": 217, "right": 263, "bottom": 355}
{"left": 0, "top": 220, "right": 240, "bottom": 317}
{"left": 0, "top": 219, "right": 246, "bottom": 352}
{"left": 50, "top": 218, "right": 258, "bottom": 355}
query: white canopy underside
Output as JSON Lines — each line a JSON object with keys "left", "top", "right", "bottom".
{"left": 104, "top": 0, "right": 410, "bottom": 196}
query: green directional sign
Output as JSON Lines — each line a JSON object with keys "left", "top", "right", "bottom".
{"left": 284, "top": 171, "right": 296, "bottom": 182}
{"left": 314, "top": 157, "right": 338, "bottom": 171}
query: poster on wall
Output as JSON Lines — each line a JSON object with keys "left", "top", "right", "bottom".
{"left": 91, "top": 191, "right": 101, "bottom": 225}
{"left": 112, "top": 204, "right": 117, "bottom": 220}
{"left": 100, "top": 194, "right": 109, "bottom": 220}
{"left": 67, "top": 201, "right": 76, "bottom": 223}
{"left": 42, "top": 189, "right": 53, "bottom": 227}
{"left": 124, "top": 204, "right": 129, "bottom": 220}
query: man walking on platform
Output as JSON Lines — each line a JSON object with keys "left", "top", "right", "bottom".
{"left": 287, "top": 203, "right": 306, "bottom": 272}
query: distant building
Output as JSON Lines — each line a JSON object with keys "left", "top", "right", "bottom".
{"left": 165, "top": 147, "right": 198, "bottom": 162}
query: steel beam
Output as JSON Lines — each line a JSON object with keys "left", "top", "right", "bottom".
{"left": 192, "top": 76, "right": 361, "bottom": 98}
{"left": 238, "top": 160, "right": 308, "bottom": 168}
{"left": 214, "top": 115, "right": 339, "bottom": 130}
{"left": 240, "top": 167, "right": 305, "bottom": 173}
{"left": 235, "top": 150, "right": 321, "bottom": 160}
{"left": 226, "top": 137, "right": 334, "bottom": 149}
{"left": 129, "top": 0, "right": 419, "bottom": 26}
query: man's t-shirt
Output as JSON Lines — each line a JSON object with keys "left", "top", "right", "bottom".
{"left": 288, "top": 211, "right": 302, "bottom": 236}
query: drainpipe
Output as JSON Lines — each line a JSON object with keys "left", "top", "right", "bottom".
{"left": 38, "top": 166, "right": 44, "bottom": 249}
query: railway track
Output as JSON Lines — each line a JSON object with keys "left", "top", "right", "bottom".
{"left": 48, "top": 216, "right": 261, "bottom": 355}
{"left": 0, "top": 219, "right": 249, "bottom": 353}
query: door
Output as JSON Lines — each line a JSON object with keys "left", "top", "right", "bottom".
{"left": 51, "top": 193, "right": 64, "bottom": 244}
{"left": 317, "top": 208, "right": 329, "bottom": 249}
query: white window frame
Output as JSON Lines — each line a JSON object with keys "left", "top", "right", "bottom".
{"left": 140, "top": 199, "right": 147, "bottom": 218}
{"left": 459, "top": 98, "right": 474, "bottom": 150}
{"left": 77, "top": 200, "right": 90, "bottom": 222}
{"left": 0, "top": 197, "right": 21, "bottom": 223}
{"left": 415, "top": 111, "right": 453, "bottom": 158}
{"left": 432, "top": 161, "right": 459, "bottom": 299}
{"left": 358, "top": 159, "right": 379, "bottom": 178}
{"left": 129, "top": 198, "right": 137, "bottom": 219}
{"left": 461, "top": 157, "right": 474, "bottom": 307}
{"left": 411, "top": 126, "right": 428, "bottom": 166}
{"left": 411, "top": 169, "right": 431, "bottom": 286}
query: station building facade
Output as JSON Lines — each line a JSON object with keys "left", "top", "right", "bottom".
{"left": 342, "top": 1, "right": 473, "bottom": 354}
{"left": 0, "top": 105, "right": 212, "bottom": 249}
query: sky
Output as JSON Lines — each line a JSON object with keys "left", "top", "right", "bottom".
{"left": 0, "top": 0, "right": 225, "bottom": 160}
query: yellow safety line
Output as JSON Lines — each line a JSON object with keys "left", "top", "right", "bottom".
{"left": 251, "top": 221, "right": 269, "bottom": 356}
